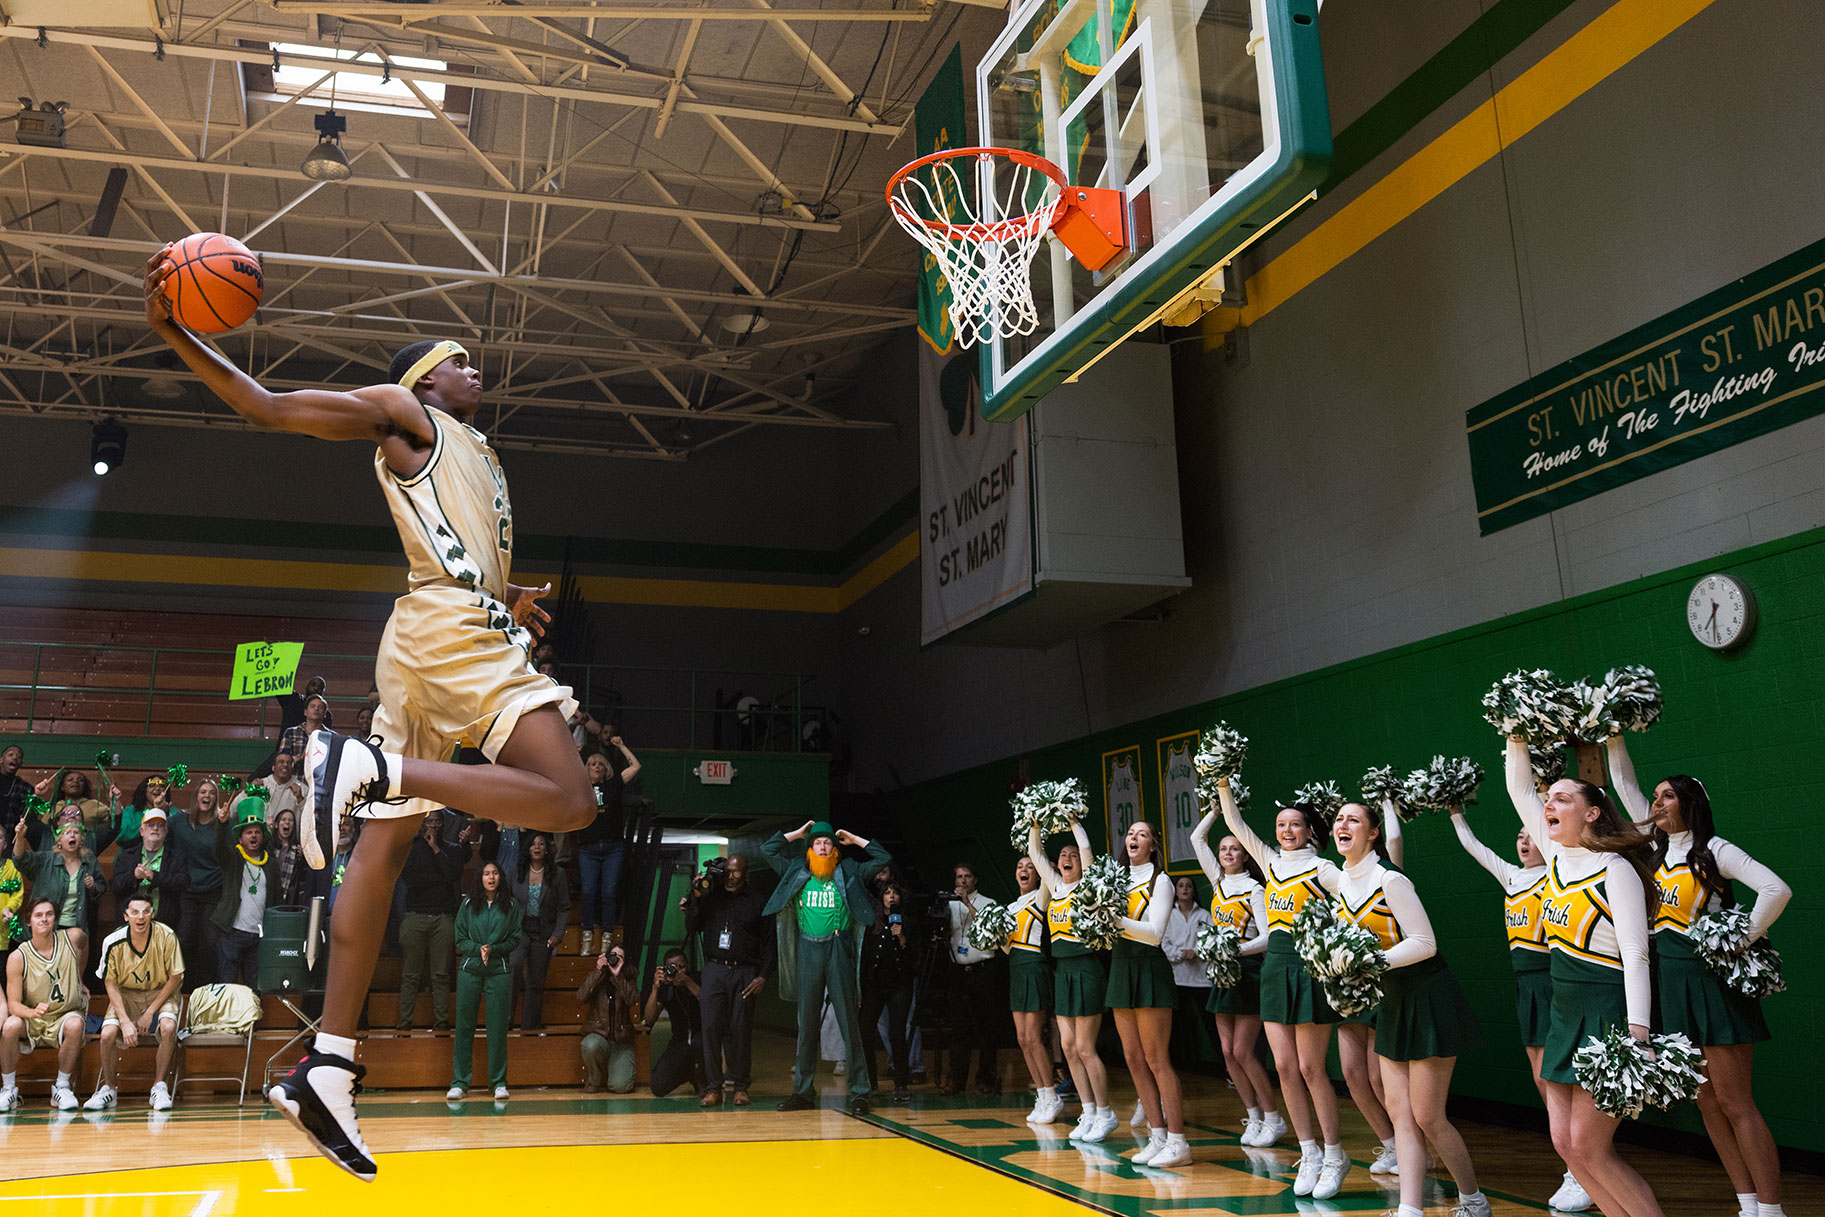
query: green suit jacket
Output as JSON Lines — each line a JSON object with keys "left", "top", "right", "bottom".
{"left": 761, "top": 830, "right": 891, "bottom": 991}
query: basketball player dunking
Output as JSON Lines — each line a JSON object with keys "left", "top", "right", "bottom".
{"left": 144, "top": 248, "right": 597, "bottom": 1180}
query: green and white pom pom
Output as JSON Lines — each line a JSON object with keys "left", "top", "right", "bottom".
{"left": 1193, "top": 722, "right": 1249, "bottom": 781}
{"left": 1196, "top": 773, "right": 1250, "bottom": 815}
{"left": 1529, "top": 744, "right": 1569, "bottom": 790}
{"left": 1360, "top": 766, "right": 1414, "bottom": 821}
{"left": 1195, "top": 921, "right": 1243, "bottom": 988}
{"left": 1290, "top": 780, "right": 1345, "bottom": 820}
{"left": 1572, "top": 1027, "right": 1707, "bottom": 1121}
{"left": 964, "top": 901, "right": 1016, "bottom": 953}
{"left": 1600, "top": 665, "right": 1664, "bottom": 734}
{"left": 1403, "top": 755, "right": 1485, "bottom": 813}
{"left": 1690, "top": 907, "right": 1787, "bottom": 1000}
{"left": 1292, "top": 898, "right": 1386, "bottom": 1016}
{"left": 1008, "top": 777, "right": 1088, "bottom": 849}
{"left": 1070, "top": 854, "right": 1129, "bottom": 951}
{"left": 1482, "top": 668, "right": 1582, "bottom": 745}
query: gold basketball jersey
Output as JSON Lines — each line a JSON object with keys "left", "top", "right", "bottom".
{"left": 21, "top": 931, "right": 80, "bottom": 1014}
{"left": 378, "top": 404, "right": 514, "bottom": 600}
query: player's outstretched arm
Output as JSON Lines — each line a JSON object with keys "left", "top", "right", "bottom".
{"left": 144, "top": 246, "right": 424, "bottom": 445}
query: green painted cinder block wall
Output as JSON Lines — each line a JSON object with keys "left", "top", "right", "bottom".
{"left": 893, "top": 524, "right": 1825, "bottom": 1153}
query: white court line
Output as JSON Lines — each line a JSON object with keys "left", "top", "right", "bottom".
{"left": 0, "top": 1192, "right": 214, "bottom": 1203}
{"left": 189, "top": 1191, "right": 223, "bottom": 1217}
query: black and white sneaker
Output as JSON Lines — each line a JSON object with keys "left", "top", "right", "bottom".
{"left": 301, "top": 730, "right": 397, "bottom": 870}
{"left": 269, "top": 1049, "right": 377, "bottom": 1181}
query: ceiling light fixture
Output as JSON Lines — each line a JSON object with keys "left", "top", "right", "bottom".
{"left": 721, "top": 312, "right": 769, "bottom": 336}
{"left": 301, "top": 109, "right": 352, "bottom": 181}
{"left": 91, "top": 417, "right": 127, "bottom": 476}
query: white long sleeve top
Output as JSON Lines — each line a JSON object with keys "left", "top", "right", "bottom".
{"left": 1190, "top": 807, "right": 1271, "bottom": 957}
{"left": 1026, "top": 819, "right": 1091, "bottom": 898}
{"left": 1161, "top": 905, "right": 1213, "bottom": 987}
{"left": 1506, "top": 739, "right": 1652, "bottom": 1027}
{"left": 1336, "top": 854, "right": 1438, "bottom": 970}
{"left": 1118, "top": 862, "right": 1174, "bottom": 945}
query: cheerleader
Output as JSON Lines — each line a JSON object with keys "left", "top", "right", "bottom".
{"left": 1333, "top": 801, "right": 1491, "bottom": 1217}
{"left": 1606, "top": 737, "right": 1792, "bottom": 1217}
{"left": 1330, "top": 802, "right": 1400, "bottom": 1175}
{"left": 1006, "top": 855, "right": 1061, "bottom": 1126}
{"left": 1107, "top": 820, "right": 1189, "bottom": 1168}
{"left": 1190, "top": 813, "right": 1284, "bottom": 1148}
{"left": 1216, "top": 781, "right": 1350, "bottom": 1199}
{"left": 1504, "top": 739, "right": 1663, "bottom": 1217}
{"left": 1026, "top": 819, "right": 1115, "bottom": 1141}
{"left": 1452, "top": 801, "right": 1592, "bottom": 1212}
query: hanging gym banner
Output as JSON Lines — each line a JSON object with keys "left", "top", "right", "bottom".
{"left": 1156, "top": 730, "right": 1201, "bottom": 874}
{"left": 919, "top": 341, "right": 1034, "bottom": 645}
{"left": 912, "top": 45, "right": 966, "bottom": 354}
{"left": 1103, "top": 745, "right": 1144, "bottom": 855}
{"left": 1467, "top": 235, "right": 1825, "bottom": 534}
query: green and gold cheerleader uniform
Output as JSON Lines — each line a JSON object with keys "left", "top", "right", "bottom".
{"left": 1207, "top": 873, "right": 1267, "bottom": 1016}
{"left": 1048, "top": 884, "right": 1105, "bottom": 1016}
{"left": 1337, "top": 857, "right": 1482, "bottom": 1061}
{"left": 1217, "top": 788, "right": 1343, "bottom": 1025}
{"left": 1647, "top": 830, "right": 1788, "bottom": 1045}
{"left": 1507, "top": 742, "right": 1652, "bottom": 1086}
{"left": 1007, "top": 887, "right": 1053, "bottom": 1013}
{"left": 1106, "top": 864, "right": 1175, "bottom": 1009}
{"left": 1452, "top": 811, "right": 1552, "bottom": 1048}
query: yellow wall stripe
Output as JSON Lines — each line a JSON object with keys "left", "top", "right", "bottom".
{"left": 1219, "top": 0, "right": 1716, "bottom": 335}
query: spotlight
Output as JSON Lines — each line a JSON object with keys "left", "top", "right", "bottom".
{"left": 301, "top": 110, "right": 352, "bottom": 181}
{"left": 91, "top": 417, "right": 127, "bottom": 476}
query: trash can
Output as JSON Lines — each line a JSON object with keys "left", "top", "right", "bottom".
{"left": 258, "top": 906, "right": 313, "bottom": 993}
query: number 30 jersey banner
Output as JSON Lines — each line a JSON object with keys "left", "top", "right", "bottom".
{"left": 919, "top": 342, "right": 1034, "bottom": 644}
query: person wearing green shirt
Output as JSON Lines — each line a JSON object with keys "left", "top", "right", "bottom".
{"left": 449, "top": 862, "right": 522, "bottom": 1102}
{"left": 761, "top": 819, "right": 891, "bottom": 1115}
{"left": 11, "top": 816, "right": 104, "bottom": 976}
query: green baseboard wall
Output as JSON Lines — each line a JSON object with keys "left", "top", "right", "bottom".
{"left": 894, "top": 524, "right": 1825, "bottom": 1153}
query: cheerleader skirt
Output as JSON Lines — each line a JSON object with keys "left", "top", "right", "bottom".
{"left": 1374, "top": 956, "right": 1484, "bottom": 1062}
{"left": 1512, "top": 954, "right": 1552, "bottom": 1049}
{"left": 1009, "top": 949, "right": 1053, "bottom": 1014}
{"left": 1054, "top": 950, "right": 1106, "bottom": 1018}
{"left": 1207, "top": 954, "right": 1263, "bottom": 1017}
{"left": 1656, "top": 933, "right": 1769, "bottom": 1046}
{"left": 1106, "top": 937, "right": 1176, "bottom": 1010}
{"left": 1259, "top": 936, "right": 1339, "bottom": 1026}
{"left": 1542, "top": 968, "right": 1627, "bottom": 1086}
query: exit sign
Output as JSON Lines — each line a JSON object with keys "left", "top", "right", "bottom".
{"left": 694, "top": 760, "right": 737, "bottom": 785}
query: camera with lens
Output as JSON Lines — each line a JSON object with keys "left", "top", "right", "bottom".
{"left": 702, "top": 856, "right": 729, "bottom": 880}
{"left": 919, "top": 890, "right": 963, "bottom": 921}
{"left": 664, "top": 961, "right": 680, "bottom": 978}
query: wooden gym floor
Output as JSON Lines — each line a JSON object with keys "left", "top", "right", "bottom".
{"left": 0, "top": 1030, "right": 1816, "bottom": 1215}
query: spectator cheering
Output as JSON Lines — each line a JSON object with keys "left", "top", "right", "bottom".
{"left": 860, "top": 882, "right": 923, "bottom": 1103}
{"left": 89, "top": 894, "right": 184, "bottom": 1110}
{"left": 109, "top": 806, "right": 189, "bottom": 929}
{"left": 510, "top": 832, "right": 569, "bottom": 1031}
{"left": 0, "top": 897, "right": 87, "bottom": 1111}
{"left": 578, "top": 944, "right": 641, "bottom": 1093}
{"left": 257, "top": 750, "right": 306, "bottom": 827}
{"left": 12, "top": 815, "right": 104, "bottom": 978}
{"left": 449, "top": 862, "right": 521, "bottom": 1101}
{"left": 170, "top": 777, "right": 224, "bottom": 990}
{"left": 279, "top": 690, "right": 330, "bottom": 762}
{"left": 763, "top": 819, "right": 892, "bottom": 1115}
{"left": 398, "top": 810, "right": 471, "bottom": 1031}
{"left": 269, "top": 808, "right": 311, "bottom": 910}
{"left": 576, "top": 736, "right": 641, "bottom": 958}
{"left": 642, "top": 948, "right": 705, "bottom": 1098}
{"left": 945, "top": 863, "right": 1003, "bottom": 1095}
{"left": 213, "top": 801, "right": 278, "bottom": 989}
{"left": 685, "top": 853, "right": 774, "bottom": 1108}
{"left": 0, "top": 745, "right": 30, "bottom": 856}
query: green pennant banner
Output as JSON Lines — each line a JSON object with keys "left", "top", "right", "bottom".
{"left": 912, "top": 45, "right": 967, "bottom": 353}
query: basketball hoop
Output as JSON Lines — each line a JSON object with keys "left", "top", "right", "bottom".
{"left": 888, "top": 147, "right": 1064, "bottom": 349}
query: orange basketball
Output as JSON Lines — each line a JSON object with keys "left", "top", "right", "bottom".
{"left": 162, "top": 231, "right": 263, "bottom": 333}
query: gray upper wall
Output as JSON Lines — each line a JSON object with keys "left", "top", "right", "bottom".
{"left": 833, "top": 0, "right": 1825, "bottom": 790}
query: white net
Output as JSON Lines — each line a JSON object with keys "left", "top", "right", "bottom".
{"left": 889, "top": 151, "right": 1063, "bottom": 349}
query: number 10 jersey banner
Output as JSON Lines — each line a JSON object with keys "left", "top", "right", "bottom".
{"left": 1466, "top": 235, "right": 1825, "bottom": 535}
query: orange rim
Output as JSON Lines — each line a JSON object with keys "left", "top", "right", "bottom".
{"left": 887, "top": 146, "right": 1066, "bottom": 242}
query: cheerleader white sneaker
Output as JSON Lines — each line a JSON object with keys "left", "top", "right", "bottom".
{"left": 1549, "top": 1172, "right": 1593, "bottom": 1212}
{"left": 1312, "top": 1153, "right": 1350, "bottom": 1200}
{"left": 1255, "top": 1111, "right": 1287, "bottom": 1147}
{"left": 1067, "top": 1109, "right": 1097, "bottom": 1140}
{"left": 1028, "top": 1089, "right": 1063, "bottom": 1125}
{"left": 1131, "top": 1128, "right": 1167, "bottom": 1165}
{"left": 1150, "top": 1132, "right": 1192, "bottom": 1169}
{"left": 1080, "top": 1109, "right": 1118, "bottom": 1143}
{"left": 1292, "top": 1147, "right": 1324, "bottom": 1196}
{"left": 1452, "top": 1192, "right": 1494, "bottom": 1217}
{"left": 1238, "top": 1116, "right": 1263, "bottom": 1146}
{"left": 1131, "top": 1099, "right": 1146, "bottom": 1126}
{"left": 1369, "top": 1142, "right": 1399, "bottom": 1173}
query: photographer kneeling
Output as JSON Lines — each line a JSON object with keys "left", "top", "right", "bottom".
{"left": 685, "top": 854, "right": 774, "bottom": 1107}
{"left": 643, "top": 949, "right": 706, "bottom": 1098}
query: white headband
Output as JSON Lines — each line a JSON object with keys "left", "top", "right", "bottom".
{"left": 398, "top": 340, "right": 469, "bottom": 388}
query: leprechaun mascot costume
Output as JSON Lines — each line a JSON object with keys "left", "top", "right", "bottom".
{"left": 211, "top": 790, "right": 280, "bottom": 987}
{"left": 762, "top": 819, "right": 890, "bottom": 1113}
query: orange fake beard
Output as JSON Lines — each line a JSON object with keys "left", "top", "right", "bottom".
{"left": 806, "top": 847, "right": 840, "bottom": 881}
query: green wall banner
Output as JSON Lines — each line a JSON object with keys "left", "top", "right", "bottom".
{"left": 911, "top": 44, "right": 966, "bottom": 353}
{"left": 1467, "top": 235, "right": 1825, "bottom": 534}
{"left": 229, "top": 640, "right": 303, "bottom": 700}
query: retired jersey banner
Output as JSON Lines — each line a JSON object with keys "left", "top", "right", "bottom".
{"left": 1104, "top": 745, "right": 1144, "bottom": 855}
{"left": 1157, "top": 731, "right": 1201, "bottom": 873}
{"left": 1468, "top": 235, "right": 1825, "bottom": 534}
{"left": 911, "top": 44, "right": 966, "bottom": 353}
{"left": 919, "top": 342, "right": 1033, "bottom": 644}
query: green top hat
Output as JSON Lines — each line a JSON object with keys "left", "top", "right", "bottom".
{"left": 805, "top": 821, "right": 836, "bottom": 844}
{"left": 232, "top": 805, "right": 268, "bottom": 835}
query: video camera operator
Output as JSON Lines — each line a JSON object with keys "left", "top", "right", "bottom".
{"left": 684, "top": 853, "right": 774, "bottom": 1107}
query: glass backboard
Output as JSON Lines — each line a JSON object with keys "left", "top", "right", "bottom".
{"left": 975, "top": 0, "right": 1330, "bottom": 421}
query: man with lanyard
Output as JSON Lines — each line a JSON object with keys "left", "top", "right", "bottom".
{"left": 213, "top": 803, "right": 278, "bottom": 989}
{"left": 88, "top": 893, "right": 185, "bottom": 1110}
{"left": 762, "top": 820, "right": 890, "bottom": 1115}
{"left": 945, "top": 862, "right": 1003, "bottom": 1095}
{"left": 109, "top": 806, "right": 189, "bottom": 929}
{"left": 684, "top": 853, "right": 775, "bottom": 1107}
